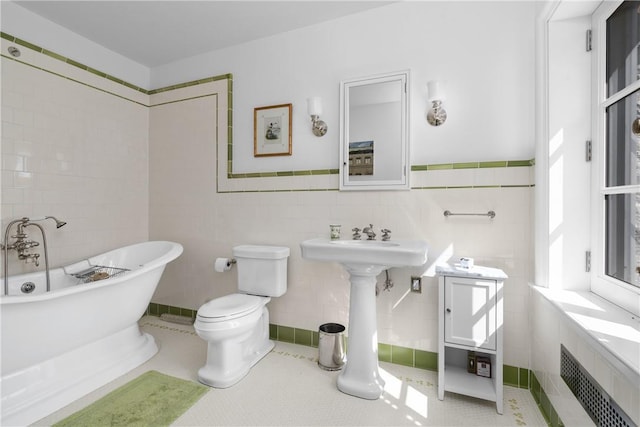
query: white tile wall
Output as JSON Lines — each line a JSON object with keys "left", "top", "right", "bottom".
{"left": 1, "top": 53, "right": 149, "bottom": 274}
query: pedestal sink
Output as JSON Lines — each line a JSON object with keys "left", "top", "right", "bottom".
{"left": 300, "top": 237, "right": 428, "bottom": 400}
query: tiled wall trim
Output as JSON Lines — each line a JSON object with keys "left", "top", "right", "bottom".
{"left": 1, "top": 31, "right": 231, "bottom": 103}
{"left": 145, "top": 305, "right": 530, "bottom": 388}
{"left": 1, "top": 32, "right": 148, "bottom": 95}
{"left": 531, "top": 371, "right": 564, "bottom": 427}
{"left": 411, "top": 159, "right": 534, "bottom": 171}
{"left": 147, "top": 302, "right": 198, "bottom": 320}
{"left": 227, "top": 161, "right": 535, "bottom": 183}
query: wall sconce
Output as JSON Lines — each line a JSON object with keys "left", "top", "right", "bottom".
{"left": 426, "top": 81, "right": 447, "bottom": 126}
{"left": 307, "top": 97, "right": 328, "bottom": 137}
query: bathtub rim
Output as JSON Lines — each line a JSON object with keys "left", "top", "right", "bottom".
{"left": 0, "top": 240, "right": 183, "bottom": 303}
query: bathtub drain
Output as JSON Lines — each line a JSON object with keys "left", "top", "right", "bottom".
{"left": 21, "top": 282, "right": 36, "bottom": 293}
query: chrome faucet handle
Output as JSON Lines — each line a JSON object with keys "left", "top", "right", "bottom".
{"left": 19, "top": 252, "right": 40, "bottom": 266}
{"left": 30, "top": 253, "right": 40, "bottom": 267}
{"left": 363, "top": 224, "right": 376, "bottom": 240}
{"left": 23, "top": 240, "right": 40, "bottom": 249}
{"left": 351, "top": 227, "right": 362, "bottom": 240}
{"left": 381, "top": 229, "right": 392, "bottom": 241}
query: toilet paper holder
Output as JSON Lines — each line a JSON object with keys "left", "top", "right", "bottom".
{"left": 214, "top": 257, "right": 237, "bottom": 272}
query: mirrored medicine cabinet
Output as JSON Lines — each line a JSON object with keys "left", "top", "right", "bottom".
{"left": 339, "top": 70, "right": 410, "bottom": 191}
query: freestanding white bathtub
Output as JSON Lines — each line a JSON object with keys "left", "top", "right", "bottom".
{"left": 0, "top": 240, "right": 183, "bottom": 426}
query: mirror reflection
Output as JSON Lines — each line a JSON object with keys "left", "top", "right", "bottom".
{"left": 340, "top": 70, "right": 410, "bottom": 191}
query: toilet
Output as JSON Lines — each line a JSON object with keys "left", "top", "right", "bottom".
{"left": 194, "top": 245, "right": 290, "bottom": 388}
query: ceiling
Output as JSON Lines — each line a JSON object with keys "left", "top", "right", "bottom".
{"left": 14, "top": 1, "right": 392, "bottom": 68}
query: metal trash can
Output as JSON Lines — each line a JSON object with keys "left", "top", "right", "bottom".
{"left": 318, "top": 323, "right": 346, "bottom": 371}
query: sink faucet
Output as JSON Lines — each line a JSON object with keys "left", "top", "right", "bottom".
{"left": 362, "top": 224, "right": 376, "bottom": 240}
{"left": 381, "top": 229, "right": 392, "bottom": 241}
{"left": 352, "top": 227, "right": 362, "bottom": 240}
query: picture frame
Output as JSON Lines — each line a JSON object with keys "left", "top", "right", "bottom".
{"left": 254, "top": 103, "right": 292, "bottom": 157}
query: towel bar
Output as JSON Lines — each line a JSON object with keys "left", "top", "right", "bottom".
{"left": 443, "top": 210, "right": 496, "bottom": 219}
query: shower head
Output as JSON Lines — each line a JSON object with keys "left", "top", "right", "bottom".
{"left": 45, "top": 216, "right": 67, "bottom": 229}
{"left": 20, "top": 216, "right": 67, "bottom": 228}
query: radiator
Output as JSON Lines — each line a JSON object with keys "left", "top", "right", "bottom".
{"left": 561, "top": 345, "right": 635, "bottom": 427}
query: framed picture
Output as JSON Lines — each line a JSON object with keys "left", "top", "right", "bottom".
{"left": 254, "top": 103, "right": 292, "bottom": 157}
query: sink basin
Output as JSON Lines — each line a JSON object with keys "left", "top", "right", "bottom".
{"left": 300, "top": 237, "right": 428, "bottom": 268}
{"left": 300, "top": 237, "right": 428, "bottom": 400}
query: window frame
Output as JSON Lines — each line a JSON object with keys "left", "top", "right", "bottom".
{"left": 590, "top": 0, "right": 640, "bottom": 316}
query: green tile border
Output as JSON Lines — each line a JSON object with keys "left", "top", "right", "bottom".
{"left": 145, "top": 304, "right": 532, "bottom": 388}
{"left": 1, "top": 32, "right": 148, "bottom": 95}
{"left": 411, "top": 158, "right": 534, "bottom": 172}
{"left": 378, "top": 343, "right": 392, "bottom": 363}
{"left": 415, "top": 350, "right": 438, "bottom": 371}
{"left": 226, "top": 159, "right": 535, "bottom": 184}
{"left": 1, "top": 31, "right": 231, "bottom": 105}
{"left": 504, "top": 364, "right": 519, "bottom": 387}
{"left": 147, "top": 306, "right": 554, "bottom": 423}
{"left": 148, "top": 305, "right": 556, "bottom": 425}
{"left": 147, "top": 302, "right": 197, "bottom": 320}
{"left": 530, "top": 371, "right": 563, "bottom": 427}
{"left": 276, "top": 325, "right": 296, "bottom": 343}
{"left": 391, "top": 345, "right": 415, "bottom": 367}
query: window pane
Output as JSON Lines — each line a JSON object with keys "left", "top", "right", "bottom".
{"left": 606, "top": 1, "right": 640, "bottom": 97}
{"left": 605, "top": 193, "right": 640, "bottom": 287}
{"left": 605, "top": 89, "right": 639, "bottom": 187}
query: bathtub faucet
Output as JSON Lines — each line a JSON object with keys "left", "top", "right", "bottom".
{"left": 14, "top": 224, "right": 41, "bottom": 266}
{"left": 2, "top": 216, "right": 66, "bottom": 295}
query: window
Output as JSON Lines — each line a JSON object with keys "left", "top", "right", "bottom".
{"left": 592, "top": 0, "right": 640, "bottom": 315}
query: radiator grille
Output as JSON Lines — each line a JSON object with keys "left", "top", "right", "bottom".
{"left": 561, "top": 345, "right": 636, "bottom": 427}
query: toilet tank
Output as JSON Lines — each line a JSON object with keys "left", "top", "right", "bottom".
{"left": 232, "top": 245, "right": 290, "bottom": 297}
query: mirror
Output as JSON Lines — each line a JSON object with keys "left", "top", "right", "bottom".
{"left": 340, "top": 70, "right": 410, "bottom": 191}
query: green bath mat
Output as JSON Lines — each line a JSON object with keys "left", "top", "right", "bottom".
{"left": 54, "top": 370, "right": 208, "bottom": 427}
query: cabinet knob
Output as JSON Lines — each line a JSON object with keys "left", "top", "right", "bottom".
{"left": 446, "top": 308, "right": 451, "bottom": 313}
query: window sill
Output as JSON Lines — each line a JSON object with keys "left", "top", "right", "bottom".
{"left": 532, "top": 286, "right": 640, "bottom": 384}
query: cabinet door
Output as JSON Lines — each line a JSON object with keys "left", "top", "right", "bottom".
{"left": 444, "top": 276, "right": 496, "bottom": 350}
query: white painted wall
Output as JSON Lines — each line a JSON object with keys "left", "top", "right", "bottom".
{"left": 151, "top": 2, "right": 537, "bottom": 171}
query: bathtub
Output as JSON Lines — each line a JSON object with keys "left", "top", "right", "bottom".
{"left": 0, "top": 240, "right": 183, "bottom": 426}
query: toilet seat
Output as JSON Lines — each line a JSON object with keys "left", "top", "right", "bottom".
{"left": 197, "top": 294, "right": 269, "bottom": 322}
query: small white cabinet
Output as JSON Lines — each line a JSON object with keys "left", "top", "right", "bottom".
{"left": 436, "top": 264, "right": 507, "bottom": 414}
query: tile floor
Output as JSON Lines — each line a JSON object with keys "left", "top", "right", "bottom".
{"left": 35, "top": 316, "right": 547, "bottom": 426}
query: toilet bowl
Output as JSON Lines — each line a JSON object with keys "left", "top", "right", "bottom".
{"left": 194, "top": 245, "right": 289, "bottom": 388}
{"left": 195, "top": 294, "right": 273, "bottom": 388}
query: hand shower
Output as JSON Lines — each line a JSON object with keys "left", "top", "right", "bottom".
{"left": 45, "top": 216, "right": 67, "bottom": 229}
{"left": 25, "top": 216, "right": 67, "bottom": 228}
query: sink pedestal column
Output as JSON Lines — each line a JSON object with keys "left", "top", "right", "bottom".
{"left": 337, "top": 265, "right": 385, "bottom": 400}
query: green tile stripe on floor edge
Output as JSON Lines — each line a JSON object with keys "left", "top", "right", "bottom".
{"left": 530, "top": 371, "right": 563, "bottom": 427}
{"left": 145, "top": 305, "right": 531, "bottom": 389}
